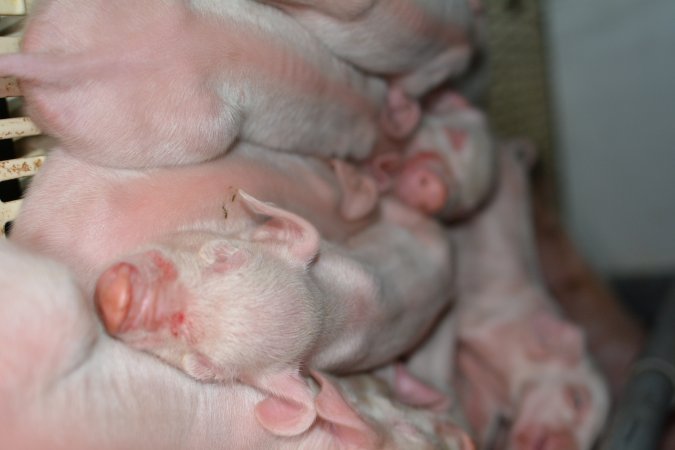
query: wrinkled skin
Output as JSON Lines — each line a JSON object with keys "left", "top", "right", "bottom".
{"left": 0, "top": 0, "right": 419, "bottom": 169}
{"left": 259, "top": 0, "right": 477, "bottom": 99}
{"left": 374, "top": 91, "right": 496, "bottom": 222}
{"left": 11, "top": 142, "right": 455, "bottom": 437}
{"left": 405, "top": 141, "right": 609, "bottom": 450}
{"left": 0, "top": 240, "right": 470, "bottom": 450}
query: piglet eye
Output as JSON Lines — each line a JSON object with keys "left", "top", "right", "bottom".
{"left": 199, "top": 242, "right": 248, "bottom": 273}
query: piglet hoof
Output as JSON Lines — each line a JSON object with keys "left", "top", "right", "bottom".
{"left": 381, "top": 86, "right": 421, "bottom": 140}
{"left": 435, "top": 421, "right": 476, "bottom": 450}
{"left": 394, "top": 153, "right": 450, "bottom": 215}
{"left": 513, "top": 427, "right": 578, "bottom": 450}
{"left": 95, "top": 262, "right": 138, "bottom": 333}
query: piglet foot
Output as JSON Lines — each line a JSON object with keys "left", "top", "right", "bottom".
{"left": 394, "top": 152, "right": 451, "bottom": 215}
{"left": 435, "top": 421, "right": 476, "bottom": 450}
{"left": 380, "top": 85, "right": 421, "bottom": 140}
{"left": 512, "top": 427, "right": 578, "bottom": 450}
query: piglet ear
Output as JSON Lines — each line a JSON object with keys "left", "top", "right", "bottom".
{"left": 426, "top": 90, "right": 470, "bottom": 114}
{"left": 392, "top": 363, "right": 451, "bottom": 412}
{"left": 331, "top": 159, "right": 379, "bottom": 221}
{"left": 253, "top": 371, "right": 317, "bottom": 437}
{"left": 312, "top": 371, "right": 382, "bottom": 448}
{"left": 238, "top": 190, "right": 320, "bottom": 266}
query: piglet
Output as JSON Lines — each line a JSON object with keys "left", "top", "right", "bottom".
{"left": 11, "top": 142, "right": 454, "bottom": 437}
{"left": 404, "top": 141, "right": 609, "bottom": 450}
{"left": 374, "top": 91, "right": 496, "bottom": 221}
{"left": 0, "top": 239, "right": 469, "bottom": 450}
{"left": 92, "top": 194, "right": 454, "bottom": 437}
{"left": 259, "top": 0, "right": 477, "bottom": 99}
{"left": 0, "top": 0, "right": 418, "bottom": 168}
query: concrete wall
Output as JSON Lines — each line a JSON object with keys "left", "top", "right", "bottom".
{"left": 543, "top": 0, "right": 675, "bottom": 274}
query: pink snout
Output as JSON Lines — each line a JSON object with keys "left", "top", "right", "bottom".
{"left": 394, "top": 152, "right": 451, "bottom": 215}
{"left": 95, "top": 262, "right": 138, "bottom": 334}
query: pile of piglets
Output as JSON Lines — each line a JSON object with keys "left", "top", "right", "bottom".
{"left": 0, "top": 0, "right": 609, "bottom": 449}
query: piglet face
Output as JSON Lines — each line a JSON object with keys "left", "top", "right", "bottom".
{"left": 95, "top": 229, "right": 322, "bottom": 382}
{"left": 401, "top": 97, "right": 496, "bottom": 221}
{"left": 510, "top": 370, "right": 609, "bottom": 450}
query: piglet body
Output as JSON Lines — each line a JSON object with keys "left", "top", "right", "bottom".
{"left": 412, "top": 142, "right": 610, "bottom": 450}
{"left": 261, "top": 0, "right": 476, "bottom": 98}
{"left": 0, "top": 0, "right": 415, "bottom": 168}
{"left": 12, "top": 142, "right": 454, "bottom": 437}
{"left": 0, "top": 240, "right": 467, "bottom": 450}
{"left": 388, "top": 92, "right": 496, "bottom": 221}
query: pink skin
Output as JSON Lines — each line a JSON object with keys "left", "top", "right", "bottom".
{"left": 10, "top": 143, "right": 378, "bottom": 293}
{"left": 12, "top": 142, "right": 454, "bottom": 436}
{"left": 0, "top": 240, "right": 466, "bottom": 450}
{"left": 259, "top": 0, "right": 477, "bottom": 98}
{"left": 375, "top": 91, "right": 496, "bottom": 221}
{"left": 404, "top": 142, "right": 609, "bottom": 450}
{"left": 0, "top": 0, "right": 418, "bottom": 169}
{"left": 90, "top": 196, "right": 454, "bottom": 437}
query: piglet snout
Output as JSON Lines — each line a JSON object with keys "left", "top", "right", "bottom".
{"left": 395, "top": 153, "right": 450, "bottom": 215}
{"left": 95, "top": 262, "right": 137, "bottom": 333}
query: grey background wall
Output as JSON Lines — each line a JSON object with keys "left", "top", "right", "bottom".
{"left": 543, "top": 0, "right": 675, "bottom": 275}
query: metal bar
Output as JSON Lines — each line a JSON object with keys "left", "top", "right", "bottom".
{"left": 0, "top": 35, "right": 19, "bottom": 53}
{"left": 0, "top": 76, "right": 20, "bottom": 97}
{"left": 0, "top": 116, "right": 40, "bottom": 140}
{"left": 601, "top": 285, "right": 675, "bottom": 450}
{"left": 0, "top": 155, "right": 43, "bottom": 181}
{"left": 0, "top": 0, "right": 26, "bottom": 16}
{"left": 0, "top": 198, "right": 21, "bottom": 238}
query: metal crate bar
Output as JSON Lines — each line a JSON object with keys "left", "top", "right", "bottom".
{"left": 0, "top": 76, "right": 20, "bottom": 97}
{"left": 0, "top": 35, "right": 19, "bottom": 52}
{"left": 0, "top": 155, "right": 44, "bottom": 238}
{"left": 0, "top": 155, "right": 44, "bottom": 181}
{"left": 0, "top": 116, "right": 40, "bottom": 139}
{"left": 0, "top": 0, "right": 26, "bottom": 16}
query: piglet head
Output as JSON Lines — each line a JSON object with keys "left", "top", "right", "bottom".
{"left": 401, "top": 94, "right": 497, "bottom": 221}
{"left": 509, "top": 369, "right": 609, "bottom": 450}
{"left": 95, "top": 194, "right": 323, "bottom": 383}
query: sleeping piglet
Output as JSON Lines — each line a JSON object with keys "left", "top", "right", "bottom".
{"left": 11, "top": 142, "right": 455, "bottom": 438}
{"left": 0, "top": 239, "right": 471, "bottom": 450}
{"left": 373, "top": 91, "right": 496, "bottom": 222}
{"left": 406, "top": 141, "right": 609, "bottom": 450}
{"left": 0, "top": 0, "right": 420, "bottom": 168}
{"left": 258, "top": 0, "right": 477, "bottom": 99}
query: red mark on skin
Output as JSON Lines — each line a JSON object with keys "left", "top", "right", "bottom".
{"left": 149, "top": 251, "right": 178, "bottom": 281}
{"left": 445, "top": 129, "right": 468, "bottom": 152}
{"left": 170, "top": 311, "right": 186, "bottom": 337}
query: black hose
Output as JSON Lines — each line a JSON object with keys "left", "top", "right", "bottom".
{"left": 601, "top": 284, "right": 675, "bottom": 450}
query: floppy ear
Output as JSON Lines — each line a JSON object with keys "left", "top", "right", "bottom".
{"left": 252, "top": 371, "right": 317, "bottom": 437}
{"left": 331, "top": 159, "right": 379, "bottom": 221}
{"left": 392, "top": 363, "right": 451, "bottom": 412}
{"left": 238, "top": 190, "right": 320, "bottom": 266}
{"left": 312, "top": 371, "right": 382, "bottom": 448}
